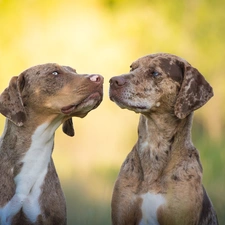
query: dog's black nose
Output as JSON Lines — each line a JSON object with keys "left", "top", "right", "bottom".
{"left": 109, "top": 76, "right": 126, "bottom": 87}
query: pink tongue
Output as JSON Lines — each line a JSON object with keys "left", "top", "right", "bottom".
{"left": 61, "top": 105, "right": 76, "bottom": 114}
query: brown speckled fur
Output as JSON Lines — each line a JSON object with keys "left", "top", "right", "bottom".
{"left": 0, "top": 64, "right": 103, "bottom": 224}
{"left": 109, "top": 53, "right": 218, "bottom": 225}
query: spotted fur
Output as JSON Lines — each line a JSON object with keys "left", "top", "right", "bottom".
{"left": 109, "top": 53, "right": 218, "bottom": 225}
{"left": 0, "top": 64, "right": 103, "bottom": 224}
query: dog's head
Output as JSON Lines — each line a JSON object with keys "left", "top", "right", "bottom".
{"left": 109, "top": 53, "right": 213, "bottom": 119}
{"left": 0, "top": 63, "right": 103, "bottom": 136}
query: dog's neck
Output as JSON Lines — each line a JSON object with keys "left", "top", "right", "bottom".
{"left": 0, "top": 116, "right": 64, "bottom": 223}
{"left": 136, "top": 112, "right": 193, "bottom": 183}
{"left": 0, "top": 115, "right": 63, "bottom": 155}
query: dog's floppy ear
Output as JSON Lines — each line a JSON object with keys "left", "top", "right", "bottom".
{"left": 62, "top": 118, "right": 75, "bottom": 137}
{"left": 174, "top": 65, "right": 213, "bottom": 119}
{"left": 0, "top": 74, "right": 27, "bottom": 126}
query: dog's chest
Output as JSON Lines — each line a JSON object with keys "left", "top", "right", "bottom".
{"left": 0, "top": 123, "right": 54, "bottom": 224}
{"left": 139, "top": 192, "right": 166, "bottom": 225}
{"left": 16, "top": 123, "right": 54, "bottom": 219}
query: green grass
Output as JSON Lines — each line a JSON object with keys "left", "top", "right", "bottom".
{"left": 62, "top": 167, "right": 116, "bottom": 225}
{"left": 65, "top": 186, "right": 111, "bottom": 225}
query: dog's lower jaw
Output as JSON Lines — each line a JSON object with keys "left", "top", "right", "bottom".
{"left": 61, "top": 91, "right": 102, "bottom": 115}
{"left": 110, "top": 97, "right": 154, "bottom": 114}
{"left": 110, "top": 92, "right": 164, "bottom": 114}
{"left": 0, "top": 119, "right": 66, "bottom": 224}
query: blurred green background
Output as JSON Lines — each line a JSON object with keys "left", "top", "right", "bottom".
{"left": 0, "top": 0, "right": 224, "bottom": 224}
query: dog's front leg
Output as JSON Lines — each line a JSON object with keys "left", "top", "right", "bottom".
{"left": 0, "top": 193, "right": 27, "bottom": 225}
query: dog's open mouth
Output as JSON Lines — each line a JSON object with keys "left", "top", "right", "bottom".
{"left": 61, "top": 92, "right": 102, "bottom": 115}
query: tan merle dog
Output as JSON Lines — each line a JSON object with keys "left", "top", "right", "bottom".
{"left": 109, "top": 53, "right": 218, "bottom": 225}
{"left": 0, "top": 64, "right": 103, "bottom": 225}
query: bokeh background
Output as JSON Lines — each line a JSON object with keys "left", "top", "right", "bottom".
{"left": 0, "top": 0, "right": 224, "bottom": 224}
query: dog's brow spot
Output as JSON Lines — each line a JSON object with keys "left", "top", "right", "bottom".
{"left": 156, "top": 102, "right": 160, "bottom": 107}
{"left": 171, "top": 175, "right": 179, "bottom": 181}
{"left": 134, "top": 80, "right": 140, "bottom": 85}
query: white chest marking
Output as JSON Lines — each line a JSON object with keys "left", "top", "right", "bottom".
{"left": 139, "top": 192, "right": 166, "bottom": 225}
{"left": 0, "top": 121, "right": 60, "bottom": 225}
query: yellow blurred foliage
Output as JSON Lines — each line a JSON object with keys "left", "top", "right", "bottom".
{"left": 0, "top": 0, "right": 224, "bottom": 224}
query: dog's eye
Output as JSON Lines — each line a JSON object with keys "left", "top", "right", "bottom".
{"left": 152, "top": 71, "right": 161, "bottom": 77}
{"left": 52, "top": 71, "right": 59, "bottom": 76}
